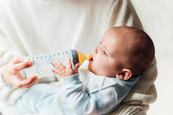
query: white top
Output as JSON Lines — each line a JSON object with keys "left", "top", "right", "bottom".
{"left": 0, "top": 0, "right": 157, "bottom": 115}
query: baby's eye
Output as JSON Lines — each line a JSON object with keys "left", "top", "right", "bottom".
{"left": 103, "top": 49, "right": 108, "bottom": 57}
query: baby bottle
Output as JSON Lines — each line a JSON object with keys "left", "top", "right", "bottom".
{"left": 24, "top": 49, "right": 91, "bottom": 78}
{"left": 71, "top": 50, "right": 92, "bottom": 66}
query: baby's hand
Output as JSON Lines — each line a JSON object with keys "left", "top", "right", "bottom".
{"left": 52, "top": 59, "right": 80, "bottom": 78}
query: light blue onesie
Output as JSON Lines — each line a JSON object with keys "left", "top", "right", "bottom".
{"left": 13, "top": 61, "right": 140, "bottom": 115}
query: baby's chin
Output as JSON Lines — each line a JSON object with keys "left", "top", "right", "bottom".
{"left": 87, "top": 63, "right": 102, "bottom": 76}
{"left": 88, "top": 62, "right": 92, "bottom": 72}
{"left": 88, "top": 63, "right": 116, "bottom": 77}
{"left": 88, "top": 62, "right": 96, "bottom": 74}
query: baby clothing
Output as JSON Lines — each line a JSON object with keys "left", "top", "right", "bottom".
{"left": 13, "top": 61, "right": 140, "bottom": 115}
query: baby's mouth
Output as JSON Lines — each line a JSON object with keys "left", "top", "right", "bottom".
{"left": 89, "top": 57, "right": 93, "bottom": 62}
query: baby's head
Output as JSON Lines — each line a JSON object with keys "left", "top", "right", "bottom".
{"left": 88, "top": 26, "right": 155, "bottom": 80}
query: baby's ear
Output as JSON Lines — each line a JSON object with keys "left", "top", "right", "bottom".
{"left": 116, "top": 68, "right": 132, "bottom": 80}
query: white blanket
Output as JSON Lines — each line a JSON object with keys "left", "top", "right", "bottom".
{"left": 0, "top": 0, "right": 157, "bottom": 114}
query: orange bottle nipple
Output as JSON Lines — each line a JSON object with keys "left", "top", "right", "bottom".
{"left": 77, "top": 51, "right": 92, "bottom": 65}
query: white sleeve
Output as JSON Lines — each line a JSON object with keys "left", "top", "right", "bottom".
{"left": 0, "top": 6, "right": 30, "bottom": 103}
{"left": 0, "top": 101, "right": 21, "bottom": 115}
{"left": 0, "top": 27, "right": 29, "bottom": 105}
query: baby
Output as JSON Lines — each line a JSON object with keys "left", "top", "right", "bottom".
{"left": 11, "top": 26, "right": 155, "bottom": 115}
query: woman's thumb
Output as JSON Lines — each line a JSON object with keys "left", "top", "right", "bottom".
{"left": 13, "top": 61, "right": 33, "bottom": 72}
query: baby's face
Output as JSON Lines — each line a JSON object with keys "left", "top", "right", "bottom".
{"left": 88, "top": 26, "right": 155, "bottom": 78}
{"left": 88, "top": 28, "right": 127, "bottom": 77}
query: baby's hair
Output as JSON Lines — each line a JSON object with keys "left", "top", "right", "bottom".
{"left": 123, "top": 27, "right": 155, "bottom": 76}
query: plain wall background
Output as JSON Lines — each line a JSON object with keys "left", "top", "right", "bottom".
{"left": 131, "top": 0, "right": 173, "bottom": 114}
{"left": 131, "top": 0, "right": 173, "bottom": 58}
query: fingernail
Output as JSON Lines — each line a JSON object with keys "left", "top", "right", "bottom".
{"left": 28, "top": 61, "right": 32, "bottom": 66}
{"left": 34, "top": 76, "right": 38, "bottom": 79}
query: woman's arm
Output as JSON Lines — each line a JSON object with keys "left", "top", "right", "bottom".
{"left": 0, "top": 57, "right": 39, "bottom": 104}
{"left": 0, "top": 27, "right": 39, "bottom": 104}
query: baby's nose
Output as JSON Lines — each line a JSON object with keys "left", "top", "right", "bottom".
{"left": 93, "top": 46, "right": 98, "bottom": 54}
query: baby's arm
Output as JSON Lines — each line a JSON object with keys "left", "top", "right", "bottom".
{"left": 53, "top": 59, "right": 118, "bottom": 115}
{"left": 61, "top": 74, "right": 118, "bottom": 115}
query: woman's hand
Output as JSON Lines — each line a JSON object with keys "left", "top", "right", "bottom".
{"left": 2, "top": 57, "right": 39, "bottom": 88}
{"left": 52, "top": 58, "right": 80, "bottom": 78}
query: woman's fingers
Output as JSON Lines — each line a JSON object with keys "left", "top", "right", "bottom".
{"left": 12, "top": 57, "right": 26, "bottom": 64}
{"left": 17, "top": 72, "right": 25, "bottom": 81}
{"left": 23, "top": 78, "right": 40, "bottom": 88}
{"left": 2, "top": 56, "right": 39, "bottom": 88}
{"left": 13, "top": 61, "right": 33, "bottom": 73}
{"left": 12, "top": 76, "right": 39, "bottom": 88}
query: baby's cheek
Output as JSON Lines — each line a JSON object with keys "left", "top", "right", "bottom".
{"left": 94, "top": 64, "right": 105, "bottom": 74}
